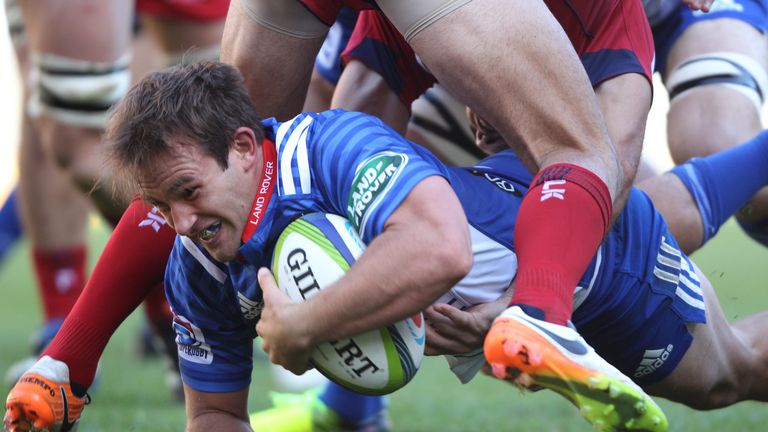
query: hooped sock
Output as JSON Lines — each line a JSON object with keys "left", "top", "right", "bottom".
{"left": 43, "top": 197, "right": 177, "bottom": 389}
{"left": 32, "top": 246, "right": 87, "bottom": 321}
{"left": 509, "top": 163, "right": 612, "bottom": 325}
{"left": 671, "top": 129, "right": 768, "bottom": 244}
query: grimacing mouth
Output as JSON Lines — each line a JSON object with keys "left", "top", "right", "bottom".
{"left": 199, "top": 220, "right": 222, "bottom": 242}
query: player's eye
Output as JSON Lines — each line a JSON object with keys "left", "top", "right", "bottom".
{"left": 183, "top": 187, "right": 198, "bottom": 200}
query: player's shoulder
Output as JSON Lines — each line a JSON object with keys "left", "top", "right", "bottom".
{"left": 311, "top": 109, "right": 387, "bottom": 133}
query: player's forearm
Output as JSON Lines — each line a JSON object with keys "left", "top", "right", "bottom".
{"left": 299, "top": 177, "right": 472, "bottom": 343}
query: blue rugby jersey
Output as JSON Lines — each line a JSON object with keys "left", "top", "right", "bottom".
{"left": 165, "top": 109, "right": 705, "bottom": 392}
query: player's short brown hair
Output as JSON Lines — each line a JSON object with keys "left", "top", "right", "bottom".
{"left": 107, "top": 61, "right": 263, "bottom": 185}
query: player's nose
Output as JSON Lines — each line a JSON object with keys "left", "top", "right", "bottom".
{"left": 168, "top": 202, "right": 197, "bottom": 236}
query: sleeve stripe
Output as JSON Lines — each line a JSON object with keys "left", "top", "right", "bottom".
{"left": 280, "top": 115, "right": 314, "bottom": 195}
{"left": 296, "top": 126, "right": 312, "bottom": 193}
{"left": 180, "top": 236, "right": 227, "bottom": 283}
{"left": 275, "top": 120, "right": 292, "bottom": 152}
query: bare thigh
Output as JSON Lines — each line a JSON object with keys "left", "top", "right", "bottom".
{"left": 646, "top": 264, "right": 768, "bottom": 409}
{"left": 220, "top": 0, "right": 327, "bottom": 120}
{"left": 19, "top": 0, "right": 132, "bottom": 61}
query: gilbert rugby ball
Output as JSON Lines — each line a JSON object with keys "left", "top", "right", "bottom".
{"left": 272, "top": 213, "right": 425, "bottom": 396}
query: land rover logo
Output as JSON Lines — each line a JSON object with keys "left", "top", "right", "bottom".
{"left": 347, "top": 152, "right": 407, "bottom": 230}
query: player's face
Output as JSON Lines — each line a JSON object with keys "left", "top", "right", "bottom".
{"left": 139, "top": 138, "right": 258, "bottom": 262}
{"left": 467, "top": 109, "right": 507, "bottom": 156}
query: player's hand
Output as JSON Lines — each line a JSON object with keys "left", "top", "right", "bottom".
{"left": 424, "top": 300, "right": 506, "bottom": 356}
{"left": 255, "top": 267, "right": 314, "bottom": 375}
{"left": 683, "top": 0, "right": 714, "bottom": 12}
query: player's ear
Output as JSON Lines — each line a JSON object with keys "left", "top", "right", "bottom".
{"left": 232, "top": 127, "right": 259, "bottom": 169}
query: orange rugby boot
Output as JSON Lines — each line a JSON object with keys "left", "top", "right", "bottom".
{"left": 4, "top": 356, "right": 89, "bottom": 432}
{"left": 484, "top": 306, "right": 668, "bottom": 432}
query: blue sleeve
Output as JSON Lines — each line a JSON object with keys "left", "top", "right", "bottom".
{"left": 164, "top": 237, "right": 256, "bottom": 393}
{"left": 308, "top": 110, "right": 448, "bottom": 242}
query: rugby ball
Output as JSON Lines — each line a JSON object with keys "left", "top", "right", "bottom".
{"left": 271, "top": 213, "right": 425, "bottom": 396}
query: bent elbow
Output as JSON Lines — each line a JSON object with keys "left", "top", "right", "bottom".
{"left": 440, "top": 235, "right": 473, "bottom": 284}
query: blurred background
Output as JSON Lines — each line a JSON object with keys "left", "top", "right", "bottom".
{"left": 0, "top": 7, "right": 19, "bottom": 200}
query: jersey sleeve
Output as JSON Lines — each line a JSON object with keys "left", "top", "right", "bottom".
{"left": 164, "top": 237, "right": 257, "bottom": 393}
{"left": 308, "top": 110, "right": 448, "bottom": 242}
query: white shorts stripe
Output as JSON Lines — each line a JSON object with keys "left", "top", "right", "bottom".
{"left": 675, "top": 286, "right": 706, "bottom": 310}
{"left": 659, "top": 238, "right": 681, "bottom": 257}
{"left": 653, "top": 266, "right": 678, "bottom": 284}
{"left": 679, "top": 273, "right": 703, "bottom": 297}
{"left": 656, "top": 253, "right": 678, "bottom": 269}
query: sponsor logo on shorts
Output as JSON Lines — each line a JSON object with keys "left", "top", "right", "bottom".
{"left": 634, "top": 344, "right": 674, "bottom": 378}
{"left": 173, "top": 314, "right": 213, "bottom": 365}
{"left": 347, "top": 152, "right": 407, "bottom": 230}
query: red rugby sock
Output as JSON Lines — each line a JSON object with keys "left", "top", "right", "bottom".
{"left": 32, "top": 246, "right": 87, "bottom": 321}
{"left": 510, "top": 163, "right": 612, "bottom": 325}
{"left": 43, "top": 197, "right": 176, "bottom": 388}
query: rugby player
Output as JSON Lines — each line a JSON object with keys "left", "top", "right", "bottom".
{"left": 647, "top": 0, "right": 768, "bottom": 247}
{"left": 27, "top": 61, "right": 765, "bottom": 432}
{"left": 4, "top": 0, "right": 229, "bottom": 406}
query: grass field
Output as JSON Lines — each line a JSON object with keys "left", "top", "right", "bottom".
{"left": 1, "top": 217, "right": 767, "bottom": 431}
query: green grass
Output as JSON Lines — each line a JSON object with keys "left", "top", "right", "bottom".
{"left": 1, "top": 218, "right": 767, "bottom": 431}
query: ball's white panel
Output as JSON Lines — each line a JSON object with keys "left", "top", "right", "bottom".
{"left": 271, "top": 213, "right": 424, "bottom": 395}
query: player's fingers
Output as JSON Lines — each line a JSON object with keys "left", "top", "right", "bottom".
{"left": 425, "top": 323, "right": 477, "bottom": 355}
{"left": 259, "top": 267, "right": 293, "bottom": 306}
{"left": 683, "top": 0, "right": 712, "bottom": 12}
{"left": 432, "top": 303, "right": 470, "bottom": 325}
{"left": 424, "top": 313, "right": 462, "bottom": 339}
{"left": 425, "top": 326, "right": 462, "bottom": 355}
{"left": 258, "top": 267, "right": 277, "bottom": 293}
{"left": 259, "top": 333, "right": 270, "bottom": 354}
{"left": 423, "top": 305, "right": 454, "bottom": 327}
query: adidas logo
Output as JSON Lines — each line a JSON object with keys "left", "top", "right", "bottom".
{"left": 634, "top": 344, "right": 673, "bottom": 378}
{"left": 138, "top": 207, "right": 167, "bottom": 232}
{"left": 238, "top": 292, "right": 263, "bottom": 320}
